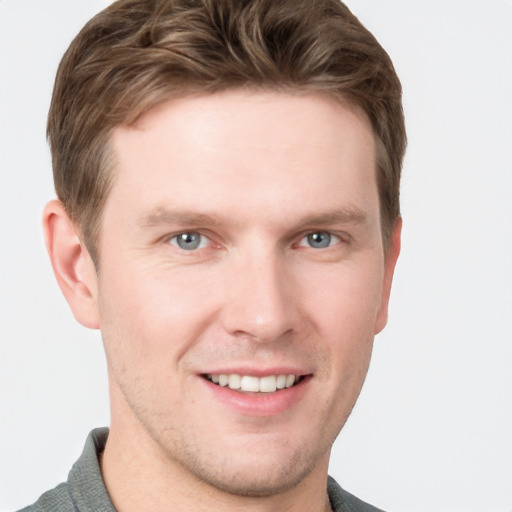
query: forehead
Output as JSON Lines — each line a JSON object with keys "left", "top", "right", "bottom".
{"left": 105, "top": 90, "right": 378, "bottom": 227}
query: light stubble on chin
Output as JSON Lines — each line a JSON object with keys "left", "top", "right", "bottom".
{"left": 160, "top": 430, "right": 333, "bottom": 498}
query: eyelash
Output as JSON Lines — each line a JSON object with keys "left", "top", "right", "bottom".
{"left": 168, "top": 231, "right": 211, "bottom": 251}
{"left": 296, "top": 231, "right": 343, "bottom": 249}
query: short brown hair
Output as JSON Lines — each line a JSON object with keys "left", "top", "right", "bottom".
{"left": 48, "top": 0, "right": 406, "bottom": 264}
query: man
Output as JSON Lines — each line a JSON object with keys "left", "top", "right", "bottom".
{"left": 19, "top": 0, "right": 405, "bottom": 510}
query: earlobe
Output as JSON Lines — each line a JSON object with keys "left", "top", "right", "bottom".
{"left": 374, "top": 216, "right": 402, "bottom": 334}
{"left": 43, "top": 200, "right": 100, "bottom": 329}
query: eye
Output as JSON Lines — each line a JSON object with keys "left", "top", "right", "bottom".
{"left": 298, "top": 231, "right": 341, "bottom": 249}
{"left": 169, "top": 232, "right": 209, "bottom": 251}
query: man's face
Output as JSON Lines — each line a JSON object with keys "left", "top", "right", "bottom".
{"left": 94, "top": 91, "right": 398, "bottom": 496}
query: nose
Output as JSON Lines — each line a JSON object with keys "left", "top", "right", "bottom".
{"left": 220, "top": 250, "right": 299, "bottom": 344}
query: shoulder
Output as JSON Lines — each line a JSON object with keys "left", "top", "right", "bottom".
{"left": 14, "top": 428, "right": 112, "bottom": 512}
{"left": 15, "top": 482, "right": 76, "bottom": 512}
{"left": 327, "top": 476, "right": 386, "bottom": 512}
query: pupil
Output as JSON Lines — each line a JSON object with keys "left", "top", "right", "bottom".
{"left": 308, "top": 232, "right": 331, "bottom": 249}
{"left": 177, "top": 232, "right": 200, "bottom": 250}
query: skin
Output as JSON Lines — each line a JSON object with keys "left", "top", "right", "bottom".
{"left": 44, "top": 90, "right": 401, "bottom": 512}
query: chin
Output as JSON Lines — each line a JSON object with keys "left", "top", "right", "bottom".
{"left": 168, "top": 436, "right": 331, "bottom": 498}
{"left": 194, "top": 461, "right": 312, "bottom": 497}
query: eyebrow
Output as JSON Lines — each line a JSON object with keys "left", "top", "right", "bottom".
{"left": 138, "top": 209, "right": 222, "bottom": 228}
{"left": 138, "top": 206, "right": 368, "bottom": 229}
{"left": 294, "top": 208, "right": 368, "bottom": 228}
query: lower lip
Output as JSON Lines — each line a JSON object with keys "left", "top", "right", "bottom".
{"left": 199, "top": 376, "right": 310, "bottom": 417}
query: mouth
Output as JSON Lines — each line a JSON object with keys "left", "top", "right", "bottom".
{"left": 202, "top": 373, "right": 306, "bottom": 393}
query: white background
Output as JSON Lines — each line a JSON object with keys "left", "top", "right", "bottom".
{"left": 1, "top": 1, "right": 511, "bottom": 511}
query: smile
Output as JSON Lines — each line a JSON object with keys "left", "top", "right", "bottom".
{"left": 204, "top": 374, "right": 304, "bottom": 393}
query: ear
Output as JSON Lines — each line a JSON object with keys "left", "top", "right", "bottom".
{"left": 374, "top": 216, "right": 402, "bottom": 334}
{"left": 43, "top": 200, "right": 100, "bottom": 329}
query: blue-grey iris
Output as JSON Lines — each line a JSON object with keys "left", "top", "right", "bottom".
{"left": 307, "top": 232, "right": 331, "bottom": 249}
{"left": 176, "top": 232, "right": 202, "bottom": 250}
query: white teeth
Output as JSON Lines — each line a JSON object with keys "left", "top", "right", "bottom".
{"left": 240, "top": 375, "right": 260, "bottom": 392}
{"left": 276, "top": 375, "right": 287, "bottom": 389}
{"left": 208, "top": 373, "right": 300, "bottom": 392}
{"left": 286, "top": 375, "right": 295, "bottom": 388}
{"left": 228, "top": 374, "right": 241, "bottom": 389}
{"left": 259, "top": 375, "right": 277, "bottom": 393}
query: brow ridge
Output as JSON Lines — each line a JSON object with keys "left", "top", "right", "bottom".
{"left": 138, "top": 206, "right": 368, "bottom": 230}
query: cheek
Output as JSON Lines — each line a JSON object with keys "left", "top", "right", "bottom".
{"left": 97, "top": 262, "right": 216, "bottom": 372}
{"left": 98, "top": 258, "right": 245, "bottom": 397}
{"left": 304, "top": 260, "right": 384, "bottom": 337}
{"left": 302, "top": 261, "right": 383, "bottom": 386}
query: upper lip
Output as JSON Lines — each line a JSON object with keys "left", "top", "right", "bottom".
{"left": 199, "top": 367, "right": 311, "bottom": 377}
